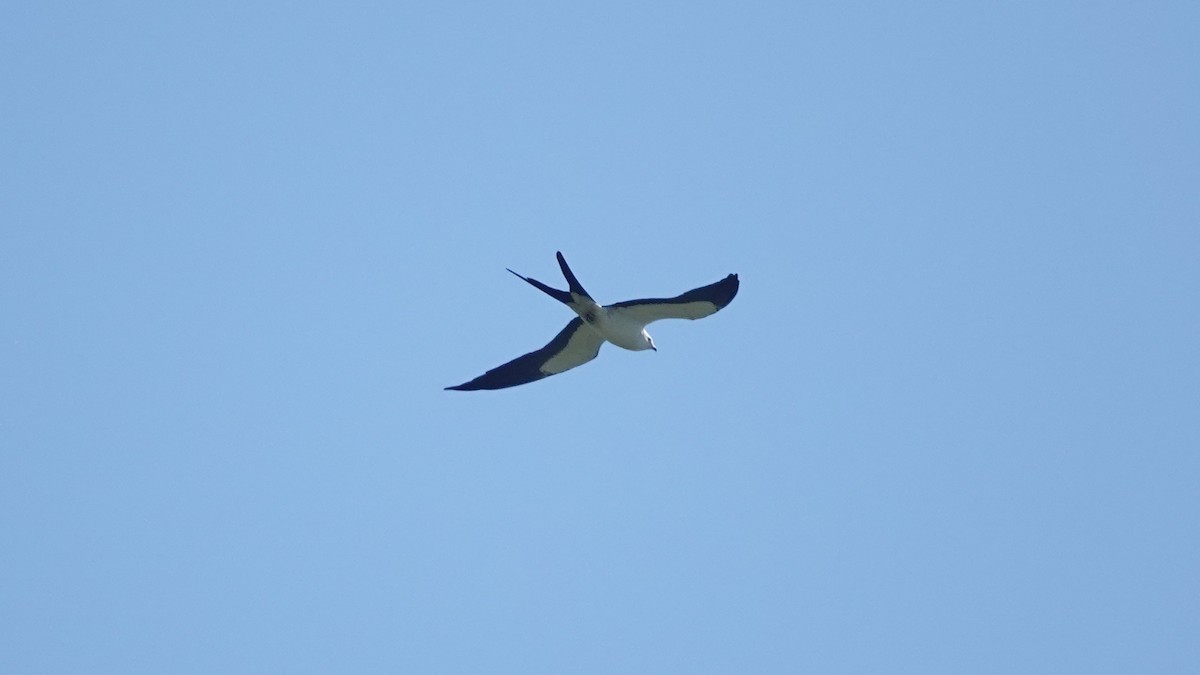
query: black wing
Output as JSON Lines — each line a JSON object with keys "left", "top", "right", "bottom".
{"left": 445, "top": 318, "right": 605, "bottom": 391}
{"left": 607, "top": 273, "right": 739, "bottom": 325}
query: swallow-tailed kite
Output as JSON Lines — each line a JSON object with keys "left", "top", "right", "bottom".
{"left": 446, "top": 252, "right": 739, "bottom": 391}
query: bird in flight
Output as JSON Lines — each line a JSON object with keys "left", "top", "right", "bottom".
{"left": 446, "top": 251, "right": 739, "bottom": 391}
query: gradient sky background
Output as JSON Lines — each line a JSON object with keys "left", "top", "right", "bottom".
{"left": 3, "top": 2, "right": 1198, "bottom": 673}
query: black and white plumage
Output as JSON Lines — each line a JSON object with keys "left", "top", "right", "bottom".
{"left": 446, "top": 252, "right": 739, "bottom": 391}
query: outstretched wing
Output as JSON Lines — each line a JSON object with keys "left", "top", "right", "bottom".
{"left": 445, "top": 318, "right": 605, "bottom": 391}
{"left": 607, "top": 273, "right": 739, "bottom": 326}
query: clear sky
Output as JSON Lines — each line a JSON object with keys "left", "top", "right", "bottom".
{"left": 3, "top": 2, "right": 1197, "bottom": 673}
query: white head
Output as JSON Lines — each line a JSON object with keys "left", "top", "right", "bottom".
{"left": 643, "top": 330, "right": 657, "bottom": 351}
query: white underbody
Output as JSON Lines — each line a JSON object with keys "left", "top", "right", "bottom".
{"left": 572, "top": 295, "right": 653, "bottom": 351}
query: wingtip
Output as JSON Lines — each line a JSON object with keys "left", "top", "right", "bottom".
{"left": 711, "top": 273, "right": 740, "bottom": 309}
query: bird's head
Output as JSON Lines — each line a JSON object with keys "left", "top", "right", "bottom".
{"left": 644, "top": 332, "right": 657, "bottom": 351}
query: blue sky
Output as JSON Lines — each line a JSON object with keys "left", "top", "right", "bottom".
{"left": 3, "top": 2, "right": 1197, "bottom": 672}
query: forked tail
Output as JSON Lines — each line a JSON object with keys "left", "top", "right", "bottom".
{"left": 555, "top": 251, "right": 591, "bottom": 299}
{"left": 508, "top": 251, "right": 593, "bottom": 305}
